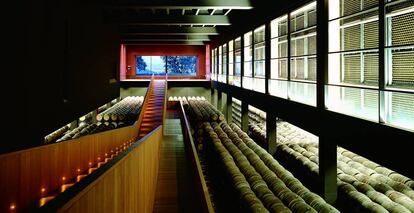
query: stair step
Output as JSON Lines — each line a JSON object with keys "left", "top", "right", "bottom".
{"left": 139, "top": 127, "right": 155, "bottom": 132}
{"left": 61, "top": 183, "right": 75, "bottom": 193}
{"left": 140, "top": 123, "right": 161, "bottom": 127}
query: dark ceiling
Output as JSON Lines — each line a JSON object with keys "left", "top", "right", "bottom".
{"left": 103, "top": 0, "right": 300, "bottom": 45}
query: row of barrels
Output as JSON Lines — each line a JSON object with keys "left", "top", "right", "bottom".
{"left": 168, "top": 96, "right": 206, "bottom": 101}
{"left": 246, "top": 121, "right": 414, "bottom": 212}
{"left": 247, "top": 118, "right": 318, "bottom": 145}
{"left": 232, "top": 101, "right": 267, "bottom": 127}
{"left": 232, "top": 102, "right": 242, "bottom": 127}
{"left": 232, "top": 98, "right": 242, "bottom": 127}
{"left": 201, "top": 121, "right": 338, "bottom": 212}
{"left": 232, "top": 100, "right": 268, "bottom": 130}
{"left": 44, "top": 125, "right": 70, "bottom": 143}
{"left": 185, "top": 100, "right": 225, "bottom": 123}
{"left": 96, "top": 96, "right": 143, "bottom": 123}
{"left": 55, "top": 122, "right": 123, "bottom": 142}
{"left": 185, "top": 100, "right": 225, "bottom": 150}
{"left": 185, "top": 100, "right": 338, "bottom": 212}
{"left": 277, "top": 142, "right": 414, "bottom": 213}
{"left": 47, "top": 96, "right": 143, "bottom": 143}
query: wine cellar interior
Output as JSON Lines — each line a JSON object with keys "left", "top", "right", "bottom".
{"left": 4, "top": 0, "right": 414, "bottom": 212}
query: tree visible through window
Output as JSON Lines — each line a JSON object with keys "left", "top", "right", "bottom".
{"left": 136, "top": 55, "right": 197, "bottom": 76}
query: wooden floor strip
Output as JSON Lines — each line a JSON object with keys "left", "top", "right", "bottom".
{"left": 153, "top": 111, "right": 201, "bottom": 213}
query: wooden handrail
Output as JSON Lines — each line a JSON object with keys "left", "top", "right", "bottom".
{"left": 41, "top": 126, "right": 163, "bottom": 212}
{"left": 136, "top": 75, "right": 155, "bottom": 134}
{"left": 179, "top": 101, "right": 214, "bottom": 213}
{"left": 0, "top": 77, "right": 157, "bottom": 212}
{"left": 0, "top": 121, "right": 141, "bottom": 212}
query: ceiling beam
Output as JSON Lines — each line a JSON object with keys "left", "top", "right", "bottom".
{"left": 119, "top": 15, "right": 230, "bottom": 25}
{"left": 121, "top": 35, "right": 211, "bottom": 41}
{"left": 120, "top": 27, "right": 219, "bottom": 35}
{"left": 121, "top": 41, "right": 206, "bottom": 45}
{"left": 107, "top": 0, "right": 253, "bottom": 9}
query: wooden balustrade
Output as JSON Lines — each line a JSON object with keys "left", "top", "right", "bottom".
{"left": 0, "top": 122, "right": 139, "bottom": 212}
{"left": 179, "top": 100, "right": 214, "bottom": 213}
{"left": 0, "top": 77, "right": 156, "bottom": 212}
{"left": 55, "top": 126, "right": 163, "bottom": 213}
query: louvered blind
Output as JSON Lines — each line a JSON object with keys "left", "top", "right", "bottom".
{"left": 363, "top": 90, "right": 378, "bottom": 109}
{"left": 343, "top": 53, "right": 361, "bottom": 83}
{"left": 297, "top": 38, "right": 305, "bottom": 56}
{"left": 308, "top": 57, "right": 317, "bottom": 81}
{"left": 308, "top": 35, "right": 317, "bottom": 55}
{"left": 363, "top": 0, "right": 378, "bottom": 10}
{"left": 392, "top": 50, "right": 414, "bottom": 87}
{"left": 391, "top": 92, "right": 414, "bottom": 118}
{"left": 279, "top": 59, "right": 288, "bottom": 79}
{"left": 279, "top": 41, "right": 288, "bottom": 58}
{"left": 279, "top": 21, "right": 288, "bottom": 36}
{"left": 343, "top": 25, "right": 361, "bottom": 51}
{"left": 391, "top": 12, "right": 414, "bottom": 46}
{"left": 363, "top": 52, "right": 378, "bottom": 85}
{"left": 292, "top": 58, "right": 305, "bottom": 79}
{"left": 342, "top": 0, "right": 361, "bottom": 16}
{"left": 308, "top": 10, "right": 317, "bottom": 26}
{"left": 344, "top": 88, "right": 361, "bottom": 106}
{"left": 364, "top": 21, "right": 378, "bottom": 49}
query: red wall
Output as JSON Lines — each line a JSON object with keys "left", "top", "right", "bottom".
{"left": 123, "top": 45, "right": 208, "bottom": 80}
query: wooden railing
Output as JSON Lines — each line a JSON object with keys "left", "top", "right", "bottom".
{"left": 52, "top": 126, "right": 163, "bottom": 213}
{"left": 136, "top": 75, "right": 155, "bottom": 136}
{"left": 0, "top": 76, "right": 157, "bottom": 212}
{"left": 179, "top": 101, "right": 214, "bottom": 213}
{"left": 0, "top": 122, "right": 140, "bottom": 212}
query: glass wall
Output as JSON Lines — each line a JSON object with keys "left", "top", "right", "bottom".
{"left": 243, "top": 32, "right": 253, "bottom": 90}
{"left": 268, "top": 2, "right": 317, "bottom": 106}
{"left": 211, "top": 49, "right": 216, "bottom": 80}
{"left": 212, "top": 0, "right": 413, "bottom": 131}
{"left": 270, "top": 15, "right": 289, "bottom": 98}
{"left": 253, "top": 25, "right": 266, "bottom": 93}
{"left": 327, "top": 0, "right": 414, "bottom": 129}
{"left": 220, "top": 44, "right": 228, "bottom": 83}
{"left": 288, "top": 2, "right": 317, "bottom": 106}
{"left": 327, "top": 0, "right": 380, "bottom": 121}
{"left": 290, "top": 1, "right": 317, "bottom": 82}
{"left": 218, "top": 46, "right": 224, "bottom": 83}
{"left": 228, "top": 40, "right": 235, "bottom": 85}
{"left": 234, "top": 37, "right": 242, "bottom": 86}
{"left": 383, "top": 0, "right": 413, "bottom": 129}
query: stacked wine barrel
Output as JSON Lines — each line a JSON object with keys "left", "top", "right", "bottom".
{"left": 232, "top": 98, "right": 242, "bottom": 128}
{"left": 246, "top": 116, "right": 414, "bottom": 212}
{"left": 185, "top": 100, "right": 338, "bottom": 213}
{"left": 56, "top": 122, "right": 88, "bottom": 142}
{"left": 249, "top": 106, "right": 266, "bottom": 126}
{"left": 232, "top": 100, "right": 267, "bottom": 132}
{"left": 168, "top": 96, "right": 206, "bottom": 101}
{"left": 232, "top": 104, "right": 414, "bottom": 212}
{"left": 96, "top": 96, "right": 144, "bottom": 125}
{"left": 185, "top": 99, "right": 225, "bottom": 151}
{"left": 44, "top": 125, "right": 70, "bottom": 143}
{"left": 54, "top": 96, "right": 143, "bottom": 142}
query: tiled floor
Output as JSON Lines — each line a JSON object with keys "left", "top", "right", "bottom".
{"left": 153, "top": 112, "right": 201, "bottom": 213}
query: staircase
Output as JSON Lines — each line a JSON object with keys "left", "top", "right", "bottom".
{"left": 138, "top": 80, "right": 166, "bottom": 139}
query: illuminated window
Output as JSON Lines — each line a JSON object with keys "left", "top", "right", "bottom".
{"left": 271, "top": 15, "right": 288, "bottom": 79}
{"left": 290, "top": 1, "right": 317, "bottom": 82}
{"left": 244, "top": 32, "right": 253, "bottom": 77}
{"left": 254, "top": 25, "right": 266, "bottom": 78}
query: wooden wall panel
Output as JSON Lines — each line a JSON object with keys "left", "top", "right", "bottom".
{"left": 57, "top": 127, "right": 163, "bottom": 213}
{"left": 0, "top": 123, "right": 139, "bottom": 212}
